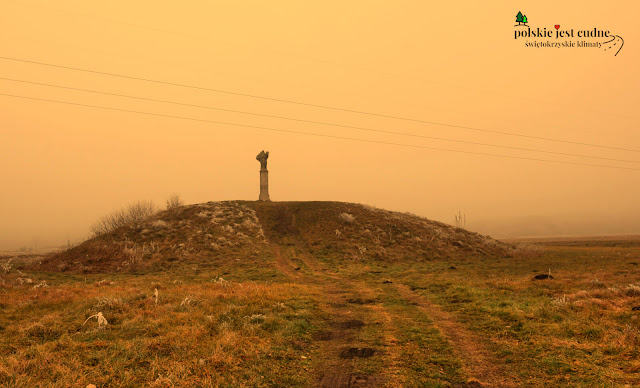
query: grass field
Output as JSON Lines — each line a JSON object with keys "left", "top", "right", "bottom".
{"left": 1, "top": 202, "right": 639, "bottom": 387}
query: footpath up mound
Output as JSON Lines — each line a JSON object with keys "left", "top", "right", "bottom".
{"left": 37, "top": 201, "right": 270, "bottom": 273}
{"left": 248, "top": 201, "right": 512, "bottom": 262}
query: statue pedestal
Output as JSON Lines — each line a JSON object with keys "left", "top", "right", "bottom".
{"left": 259, "top": 169, "right": 270, "bottom": 201}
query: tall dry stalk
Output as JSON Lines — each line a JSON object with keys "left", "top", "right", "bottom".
{"left": 454, "top": 211, "right": 466, "bottom": 229}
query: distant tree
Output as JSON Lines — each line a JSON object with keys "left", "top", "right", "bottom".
{"left": 516, "top": 11, "right": 524, "bottom": 25}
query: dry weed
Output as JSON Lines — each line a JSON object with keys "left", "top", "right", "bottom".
{"left": 339, "top": 213, "right": 355, "bottom": 224}
{"left": 83, "top": 312, "right": 108, "bottom": 329}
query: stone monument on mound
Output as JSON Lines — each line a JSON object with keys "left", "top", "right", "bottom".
{"left": 256, "top": 150, "right": 270, "bottom": 201}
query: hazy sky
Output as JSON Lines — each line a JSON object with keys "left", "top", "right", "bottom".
{"left": 1, "top": 1, "right": 639, "bottom": 250}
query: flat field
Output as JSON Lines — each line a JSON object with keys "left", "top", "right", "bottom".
{"left": 1, "top": 232, "right": 639, "bottom": 387}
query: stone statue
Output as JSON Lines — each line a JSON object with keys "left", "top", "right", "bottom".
{"left": 256, "top": 150, "right": 269, "bottom": 171}
{"left": 256, "top": 150, "right": 271, "bottom": 201}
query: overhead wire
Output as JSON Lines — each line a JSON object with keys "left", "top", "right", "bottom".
{"left": 1, "top": 56, "right": 638, "bottom": 154}
{"left": 1, "top": 92, "right": 638, "bottom": 171}
{"left": 2, "top": 77, "right": 639, "bottom": 165}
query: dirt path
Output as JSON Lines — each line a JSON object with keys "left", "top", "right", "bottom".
{"left": 254, "top": 202, "right": 512, "bottom": 387}
{"left": 278, "top": 246, "right": 387, "bottom": 387}
{"left": 266, "top": 230, "right": 390, "bottom": 386}
{"left": 271, "top": 244, "right": 301, "bottom": 279}
{"left": 395, "top": 284, "right": 515, "bottom": 388}
{"left": 274, "top": 243, "right": 513, "bottom": 387}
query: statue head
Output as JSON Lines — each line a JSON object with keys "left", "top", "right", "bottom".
{"left": 256, "top": 150, "right": 269, "bottom": 170}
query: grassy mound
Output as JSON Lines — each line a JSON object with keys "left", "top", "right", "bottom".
{"left": 249, "top": 201, "right": 511, "bottom": 263}
{"left": 37, "top": 201, "right": 271, "bottom": 274}
{"left": 36, "top": 201, "right": 512, "bottom": 274}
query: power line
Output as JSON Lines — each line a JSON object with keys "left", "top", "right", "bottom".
{"left": 3, "top": 76, "right": 640, "bottom": 165}
{"left": 1, "top": 92, "right": 638, "bottom": 172}
{"left": 10, "top": 1, "right": 638, "bottom": 122}
{"left": 1, "top": 55, "right": 638, "bottom": 154}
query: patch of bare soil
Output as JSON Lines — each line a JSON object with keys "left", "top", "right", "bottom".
{"left": 265, "top": 231, "right": 387, "bottom": 386}
{"left": 339, "top": 347, "right": 376, "bottom": 359}
{"left": 271, "top": 245, "right": 300, "bottom": 280}
{"left": 311, "top": 278, "right": 382, "bottom": 388}
{"left": 304, "top": 268, "right": 384, "bottom": 387}
{"left": 395, "top": 284, "right": 516, "bottom": 388}
{"left": 333, "top": 320, "right": 366, "bottom": 330}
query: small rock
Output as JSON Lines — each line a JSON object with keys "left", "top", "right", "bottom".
{"left": 534, "top": 274, "right": 554, "bottom": 280}
{"left": 452, "top": 241, "right": 465, "bottom": 248}
{"left": 449, "top": 266, "right": 457, "bottom": 270}
{"left": 87, "top": 385, "right": 97, "bottom": 388}
{"left": 382, "top": 280, "right": 393, "bottom": 284}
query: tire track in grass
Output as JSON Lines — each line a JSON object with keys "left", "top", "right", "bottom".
{"left": 394, "top": 284, "right": 517, "bottom": 387}
{"left": 271, "top": 244, "right": 301, "bottom": 279}
{"left": 294, "top": 252, "right": 386, "bottom": 388}
{"left": 255, "top": 201, "right": 459, "bottom": 386}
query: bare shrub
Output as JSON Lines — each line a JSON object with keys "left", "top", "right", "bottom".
{"left": 90, "top": 201, "right": 156, "bottom": 237}
{"left": 166, "top": 193, "right": 183, "bottom": 210}
{"left": 339, "top": 213, "right": 355, "bottom": 224}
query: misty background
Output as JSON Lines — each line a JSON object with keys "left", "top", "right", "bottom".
{"left": 1, "top": 1, "right": 639, "bottom": 251}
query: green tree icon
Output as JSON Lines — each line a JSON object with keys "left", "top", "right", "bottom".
{"left": 522, "top": 15, "right": 528, "bottom": 25}
{"left": 516, "top": 11, "right": 524, "bottom": 25}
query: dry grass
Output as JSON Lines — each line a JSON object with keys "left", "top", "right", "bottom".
{"left": 37, "top": 201, "right": 273, "bottom": 274}
{"left": 0, "top": 272, "right": 316, "bottom": 387}
{"left": 396, "top": 240, "right": 640, "bottom": 386}
{"left": 8, "top": 201, "right": 639, "bottom": 386}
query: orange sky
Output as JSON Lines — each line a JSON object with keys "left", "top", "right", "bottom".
{"left": 1, "top": 1, "right": 639, "bottom": 250}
